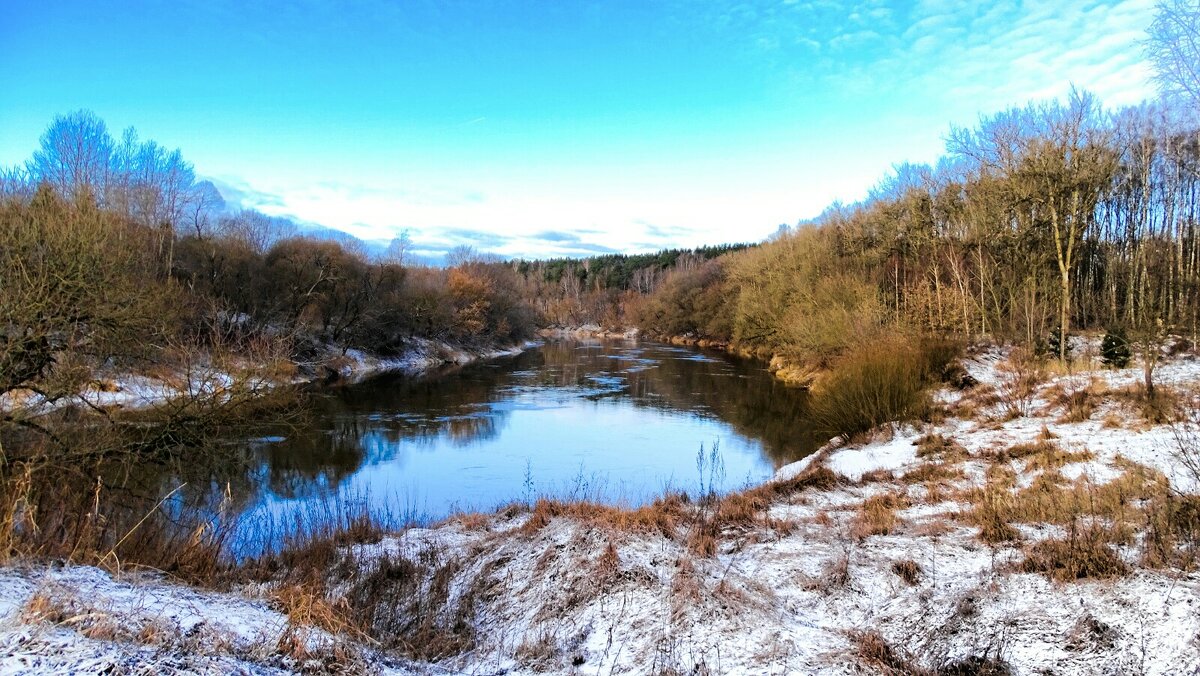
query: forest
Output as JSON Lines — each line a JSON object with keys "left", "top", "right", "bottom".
{"left": 636, "top": 92, "right": 1200, "bottom": 367}
{"left": 5, "top": 84, "right": 1200, "bottom": 459}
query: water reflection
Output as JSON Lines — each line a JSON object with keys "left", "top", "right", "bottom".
{"left": 129, "top": 340, "right": 821, "bottom": 553}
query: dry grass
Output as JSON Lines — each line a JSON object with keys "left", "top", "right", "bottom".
{"left": 958, "top": 452, "right": 1200, "bottom": 571}
{"left": 891, "top": 558, "right": 922, "bottom": 585}
{"left": 915, "top": 433, "right": 968, "bottom": 461}
{"left": 912, "top": 518, "right": 956, "bottom": 537}
{"left": 519, "top": 466, "right": 846, "bottom": 558}
{"left": 1046, "top": 378, "right": 1106, "bottom": 423}
{"left": 21, "top": 592, "right": 69, "bottom": 624}
{"left": 994, "top": 432, "right": 1057, "bottom": 462}
{"left": 0, "top": 464, "right": 230, "bottom": 585}
{"left": 519, "top": 494, "right": 690, "bottom": 538}
{"left": 805, "top": 552, "right": 851, "bottom": 592}
{"left": 851, "top": 629, "right": 932, "bottom": 675}
{"left": 901, "top": 461, "right": 966, "bottom": 485}
{"left": 342, "top": 550, "right": 480, "bottom": 661}
{"left": 1113, "top": 384, "right": 1182, "bottom": 424}
{"left": 449, "top": 512, "right": 491, "bottom": 531}
{"left": 595, "top": 540, "right": 620, "bottom": 582}
{"left": 859, "top": 468, "right": 896, "bottom": 483}
{"left": 962, "top": 477, "right": 1021, "bottom": 544}
{"left": 851, "top": 493, "right": 908, "bottom": 539}
{"left": 514, "top": 629, "right": 561, "bottom": 670}
{"left": 1019, "top": 526, "right": 1129, "bottom": 581}
{"left": 271, "top": 583, "right": 364, "bottom": 639}
{"left": 1009, "top": 460, "right": 1166, "bottom": 527}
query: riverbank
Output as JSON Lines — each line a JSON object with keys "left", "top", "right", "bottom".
{"left": 3, "top": 340, "right": 1200, "bottom": 674}
{"left": 0, "top": 337, "right": 540, "bottom": 415}
{"left": 537, "top": 324, "right": 640, "bottom": 340}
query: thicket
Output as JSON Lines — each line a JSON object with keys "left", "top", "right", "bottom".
{"left": 0, "top": 112, "right": 540, "bottom": 554}
{"left": 639, "top": 93, "right": 1200, "bottom": 354}
{"left": 629, "top": 92, "right": 1200, "bottom": 434}
{"left": 510, "top": 244, "right": 749, "bottom": 329}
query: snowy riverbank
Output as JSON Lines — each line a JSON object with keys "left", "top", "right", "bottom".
{"left": 0, "top": 338, "right": 540, "bottom": 415}
{"left": 3, "top": 340, "right": 1200, "bottom": 674}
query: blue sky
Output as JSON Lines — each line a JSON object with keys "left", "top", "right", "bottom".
{"left": 1, "top": 0, "right": 1157, "bottom": 258}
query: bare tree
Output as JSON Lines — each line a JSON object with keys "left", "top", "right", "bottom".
{"left": 26, "top": 110, "right": 113, "bottom": 201}
{"left": 1013, "top": 92, "right": 1116, "bottom": 360}
{"left": 383, "top": 229, "right": 412, "bottom": 266}
{"left": 219, "top": 209, "right": 297, "bottom": 253}
{"left": 1147, "top": 0, "right": 1200, "bottom": 108}
{"left": 182, "top": 180, "right": 226, "bottom": 239}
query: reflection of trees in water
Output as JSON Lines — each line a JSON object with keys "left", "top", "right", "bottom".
{"left": 535, "top": 341, "right": 821, "bottom": 466}
{"left": 93, "top": 340, "right": 819, "bottom": 546}
{"left": 258, "top": 416, "right": 369, "bottom": 499}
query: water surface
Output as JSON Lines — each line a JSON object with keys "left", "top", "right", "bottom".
{"left": 159, "top": 340, "right": 820, "bottom": 552}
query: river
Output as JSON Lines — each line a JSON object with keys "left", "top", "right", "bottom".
{"left": 151, "top": 339, "right": 820, "bottom": 555}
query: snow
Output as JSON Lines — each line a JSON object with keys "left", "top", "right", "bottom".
{"left": 0, "top": 339, "right": 539, "bottom": 416}
{"left": 823, "top": 429, "right": 920, "bottom": 481}
{"left": 4, "top": 339, "right": 1200, "bottom": 673}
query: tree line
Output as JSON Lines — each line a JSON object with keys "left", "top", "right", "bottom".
{"left": 510, "top": 244, "right": 750, "bottom": 328}
{"left": 635, "top": 90, "right": 1199, "bottom": 365}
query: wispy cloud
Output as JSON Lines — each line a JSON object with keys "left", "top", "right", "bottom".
{"left": 693, "top": 0, "right": 1155, "bottom": 109}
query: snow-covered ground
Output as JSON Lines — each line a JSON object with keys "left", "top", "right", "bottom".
{"left": 538, "top": 325, "right": 640, "bottom": 340}
{"left": 0, "top": 338, "right": 539, "bottom": 415}
{"left": 4, "top": 340, "right": 1200, "bottom": 674}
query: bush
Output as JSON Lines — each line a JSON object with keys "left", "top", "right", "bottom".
{"left": 1045, "top": 327, "right": 1072, "bottom": 361}
{"left": 1019, "top": 526, "right": 1128, "bottom": 581}
{"left": 809, "top": 337, "right": 929, "bottom": 438}
{"left": 1100, "top": 327, "right": 1131, "bottom": 368}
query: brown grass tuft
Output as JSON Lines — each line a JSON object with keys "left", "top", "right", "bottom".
{"left": 963, "top": 479, "right": 1021, "bottom": 544}
{"left": 1019, "top": 526, "right": 1129, "bottom": 581}
{"left": 272, "top": 583, "right": 362, "bottom": 638}
{"left": 891, "top": 558, "right": 922, "bottom": 585}
{"left": 901, "top": 462, "right": 966, "bottom": 485}
{"left": 851, "top": 493, "right": 908, "bottom": 539}
{"left": 1047, "top": 378, "right": 1106, "bottom": 423}
{"left": 1113, "top": 384, "right": 1182, "bottom": 424}
{"left": 859, "top": 468, "right": 896, "bottom": 483}
{"left": 915, "top": 433, "right": 968, "bottom": 461}
{"left": 21, "top": 592, "right": 69, "bottom": 624}
{"left": 851, "top": 629, "right": 932, "bottom": 675}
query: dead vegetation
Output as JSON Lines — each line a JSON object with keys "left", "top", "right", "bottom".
{"left": 1112, "top": 383, "right": 1182, "bottom": 424}
{"left": 891, "top": 558, "right": 923, "bottom": 585}
{"left": 852, "top": 493, "right": 908, "bottom": 539}
{"left": 1046, "top": 378, "right": 1106, "bottom": 423}
{"left": 916, "top": 433, "right": 969, "bottom": 462}
{"left": 852, "top": 629, "right": 932, "bottom": 675}
{"left": 516, "top": 465, "right": 844, "bottom": 558}
{"left": 1018, "top": 525, "right": 1129, "bottom": 581}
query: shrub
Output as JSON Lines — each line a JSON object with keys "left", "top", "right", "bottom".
{"left": 809, "top": 337, "right": 929, "bottom": 438}
{"left": 1019, "top": 526, "right": 1128, "bottom": 581}
{"left": 1100, "top": 328, "right": 1131, "bottom": 368}
{"left": 1045, "top": 327, "right": 1072, "bottom": 361}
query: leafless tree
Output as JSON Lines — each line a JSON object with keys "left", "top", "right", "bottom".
{"left": 182, "top": 180, "right": 226, "bottom": 239}
{"left": 26, "top": 110, "right": 113, "bottom": 202}
{"left": 1146, "top": 0, "right": 1200, "bottom": 109}
{"left": 383, "top": 229, "right": 412, "bottom": 266}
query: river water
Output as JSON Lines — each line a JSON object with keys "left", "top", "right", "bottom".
{"left": 156, "top": 339, "right": 820, "bottom": 554}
